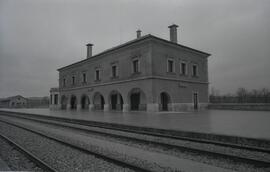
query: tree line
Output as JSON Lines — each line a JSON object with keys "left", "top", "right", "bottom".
{"left": 210, "top": 87, "right": 270, "bottom": 103}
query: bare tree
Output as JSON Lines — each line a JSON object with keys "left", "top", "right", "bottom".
{"left": 236, "top": 87, "right": 248, "bottom": 103}
{"left": 209, "top": 87, "right": 270, "bottom": 104}
{"left": 260, "top": 88, "right": 270, "bottom": 103}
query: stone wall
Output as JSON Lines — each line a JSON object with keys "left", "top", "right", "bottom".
{"left": 208, "top": 103, "right": 270, "bottom": 111}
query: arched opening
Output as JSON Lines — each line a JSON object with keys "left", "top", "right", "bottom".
{"left": 93, "top": 92, "right": 105, "bottom": 110}
{"left": 129, "top": 88, "right": 146, "bottom": 111}
{"left": 70, "top": 95, "right": 77, "bottom": 110}
{"left": 61, "top": 95, "right": 68, "bottom": 109}
{"left": 81, "top": 95, "right": 90, "bottom": 110}
{"left": 193, "top": 92, "right": 198, "bottom": 110}
{"left": 109, "top": 91, "right": 123, "bottom": 111}
{"left": 160, "top": 92, "right": 171, "bottom": 111}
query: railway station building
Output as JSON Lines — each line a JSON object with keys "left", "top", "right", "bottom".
{"left": 52, "top": 24, "right": 210, "bottom": 112}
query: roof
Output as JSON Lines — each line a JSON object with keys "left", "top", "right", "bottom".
{"left": 58, "top": 34, "right": 211, "bottom": 71}
{"left": 50, "top": 87, "right": 59, "bottom": 92}
{"left": 0, "top": 95, "right": 27, "bottom": 102}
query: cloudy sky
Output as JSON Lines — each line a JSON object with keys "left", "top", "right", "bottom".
{"left": 0, "top": 0, "right": 270, "bottom": 97}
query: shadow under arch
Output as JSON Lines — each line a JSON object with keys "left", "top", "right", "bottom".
{"left": 61, "top": 95, "right": 68, "bottom": 109}
{"left": 128, "top": 88, "right": 147, "bottom": 111}
{"left": 108, "top": 90, "right": 124, "bottom": 111}
{"left": 81, "top": 94, "right": 90, "bottom": 110}
{"left": 92, "top": 92, "right": 105, "bottom": 110}
{"left": 159, "top": 92, "right": 171, "bottom": 111}
{"left": 70, "top": 95, "right": 77, "bottom": 110}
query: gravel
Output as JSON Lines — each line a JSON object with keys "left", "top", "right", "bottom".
{"left": 0, "top": 121, "right": 135, "bottom": 172}
{"left": 0, "top": 137, "right": 45, "bottom": 171}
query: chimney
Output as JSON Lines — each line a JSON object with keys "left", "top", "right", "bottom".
{"left": 136, "top": 29, "right": 142, "bottom": 38}
{"left": 168, "top": 24, "right": 179, "bottom": 43}
{"left": 86, "top": 43, "right": 93, "bottom": 58}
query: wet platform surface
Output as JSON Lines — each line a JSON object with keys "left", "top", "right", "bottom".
{"left": 1, "top": 108, "right": 270, "bottom": 140}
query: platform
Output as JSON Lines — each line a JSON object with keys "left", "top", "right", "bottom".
{"left": 0, "top": 108, "right": 270, "bottom": 140}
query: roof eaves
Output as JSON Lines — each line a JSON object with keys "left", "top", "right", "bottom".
{"left": 57, "top": 34, "right": 210, "bottom": 71}
{"left": 150, "top": 35, "right": 211, "bottom": 56}
{"left": 57, "top": 34, "right": 152, "bottom": 71}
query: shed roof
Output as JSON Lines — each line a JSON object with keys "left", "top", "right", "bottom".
{"left": 0, "top": 95, "right": 27, "bottom": 102}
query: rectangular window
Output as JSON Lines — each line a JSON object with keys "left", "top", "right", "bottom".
{"left": 63, "top": 78, "right": 66, "bottom": 87}
{"left": 72, "top": 76, "right": 75, "bottom": 85}
{"left": 167, "top": 59, "right": 174, "bottom": 73}
{"left": 132, "top": 59, "right": 139, "bottom": 73}
{"left": 180, "top": 62, "right": 187, "bottom": 75}
{"left": 95, "top": 69, "right": 100, "bottom": 81}
{"left": 112, "top": 65, "right": 117, "bottom": 77}
{"left": 192, "top": 64, "right": 198, "bottom": 77}
{"left": 82, "top": 73, "right": 87, "bottom": 83}
{"left": 54, "top": 94, "right": 58, "bottom": 105}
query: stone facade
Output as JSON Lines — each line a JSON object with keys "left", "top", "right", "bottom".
{"left": 52, "top": 25, "right": 210, "bottom": 112}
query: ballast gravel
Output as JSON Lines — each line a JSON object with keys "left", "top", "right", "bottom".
{"left": 0, "top": 137, "right": 45, "bottom": 171}
{"left": 0, "top": 122, "right": 135, "bottom": 172}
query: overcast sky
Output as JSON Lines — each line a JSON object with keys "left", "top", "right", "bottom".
{"left": 0, "top": 0, "right": 270, "bottom": 97}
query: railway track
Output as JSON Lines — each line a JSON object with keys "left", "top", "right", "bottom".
{"left": 0, "top": 111, "right": 270, "bottom": 171}
{"left": 0, "top": 120, "right": 148, "bottom": 172}
{"left": 0, "top": 133, "right": 57, "bottom": 172}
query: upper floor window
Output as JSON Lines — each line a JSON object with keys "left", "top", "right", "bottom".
{"left": 167, "top": 59, "right": 175, "bottom": 73}
{"left": 95, "top": 69, "right": 100, "bottom": 81}
{"left": 180, "top": 61, "right": 187, "bottom": 75}
{"left": 192, "top": 64, "right": 198, "bottom": 77}
{"left": 82, "top": 73, "right": 87, "bottom": 83}
{"left": 111, "top": 65, "right": 118, "bottom": 78}
{"left": 63, "top": 78, "right": 66, "bottom": 87}
{"left": 132, "top": 59, "right": 140, "bottom": 73}
{"left": 72, "top": 76, "right": 75, "bottom": 85}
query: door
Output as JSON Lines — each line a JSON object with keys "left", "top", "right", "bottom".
{"left": 111, "top": 94, "right": 117, "bottom": 110}
{"left": 131, "top": 93, "right": 140, "bottom": 110}
{"left": 161, "top": 93, "right": 169, "bottom": 111}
